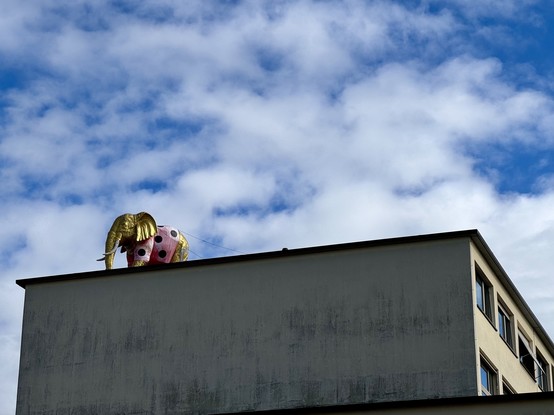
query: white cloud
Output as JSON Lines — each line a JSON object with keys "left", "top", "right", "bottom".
{"left": 2, "top": 1, "right": 554, "bottom": 413}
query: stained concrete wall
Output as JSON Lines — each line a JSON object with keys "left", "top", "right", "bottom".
{"left": 17, "top": 237, "right": 478, "bottom": 414}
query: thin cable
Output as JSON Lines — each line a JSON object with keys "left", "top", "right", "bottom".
{"left": 183, "top": 232, "right": 246, "bottom": 254}
{"left": 187, "top": 248, "right": 203, "bottom": 259}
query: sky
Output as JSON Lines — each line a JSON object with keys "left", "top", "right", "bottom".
{"left": 2, "top": 0, "right": 554, "bottom": 411}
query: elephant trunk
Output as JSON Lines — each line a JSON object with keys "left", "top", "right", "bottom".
{"left": 102, "top": 230, "right": 121, "bottom": 270}
{"left": 97, "top": 212, "right": 156, "bottom": 270}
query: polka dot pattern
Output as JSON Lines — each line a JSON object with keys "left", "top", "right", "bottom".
{"left": 127, "top": 225, "right": 182, "bottom": 266}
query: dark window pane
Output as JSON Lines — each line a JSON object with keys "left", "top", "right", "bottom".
{"left": 537, "top": 354, "right": 548, "bottom": 391}
{"left": 498, "top": 310, "right": 505, "bottom": 337}
{"left": 519, "top": 337, "right": 535, "bottom": 378}
{"left": 505, "top": 317, "right": 513, "bottom": 347}
{"left": 502, "top": 382, "right": 514, "bottom": 394}
{"left": 498, "top": 307, "right": 513, "bottom": 347}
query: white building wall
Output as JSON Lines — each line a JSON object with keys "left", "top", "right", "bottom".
{"left": 471, "top": 243, "right": 554, "bottom": 395}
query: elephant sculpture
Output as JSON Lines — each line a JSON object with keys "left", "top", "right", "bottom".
{"left": 97, "top": 212, "right": 189, "bottom": 269}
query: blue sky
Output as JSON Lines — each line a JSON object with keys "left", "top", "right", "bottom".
{"left": 2, "top": 0, "right": 554, "bottom": 411}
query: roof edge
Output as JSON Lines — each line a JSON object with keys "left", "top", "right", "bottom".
{"left": 16, "top": 229, "right": 479, "bottom": 288}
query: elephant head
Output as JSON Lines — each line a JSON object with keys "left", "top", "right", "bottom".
{"left": 98, "top": 212, "right": 157, "bottom": 269}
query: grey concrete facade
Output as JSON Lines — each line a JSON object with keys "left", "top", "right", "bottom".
{"left": 15, "top": 230, "right": 552, "bottom": 414}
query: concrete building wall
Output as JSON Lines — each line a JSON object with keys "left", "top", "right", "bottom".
{"left": 17, "top": 237, "right": 478, "bottom": 415}
{"left": 470, "top": 243, "right": 554, "bottom": 395}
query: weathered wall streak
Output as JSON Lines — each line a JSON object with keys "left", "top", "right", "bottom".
{"left": 17, "top": 238, "right": 477, "bottom": 414}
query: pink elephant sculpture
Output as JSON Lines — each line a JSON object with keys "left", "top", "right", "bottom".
{"left": 97, "top": 212, "right": 189, "bottom": 269}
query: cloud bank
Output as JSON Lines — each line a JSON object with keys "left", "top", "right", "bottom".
{"left": 2, "top": 1, "right": 554, "bottom": 412}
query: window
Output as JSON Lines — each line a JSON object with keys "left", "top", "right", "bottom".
{"left": 537, "top": 351, "right": 549, "bottom": 391}
{"left": 476, "top": 267, "right": 493, "bottom": 320}
{"left": 519, "top": 334, "right": 535, "bottom": 378}
{"left": 497, "top": 301, "right": 514, "bottom": 348}
{"left": 480, "top": 357, "right": 497, "bottom": 395}
{"left": 502, "top": 378, "right": 515, "bottom": 394}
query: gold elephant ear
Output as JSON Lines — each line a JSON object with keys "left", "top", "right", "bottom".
{"left": 135, "top": 212, "right": 157, "bottom": 241}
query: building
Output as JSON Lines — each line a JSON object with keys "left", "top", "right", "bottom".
{"left": 15, "top": 229, "right": 554, "bottom": 414}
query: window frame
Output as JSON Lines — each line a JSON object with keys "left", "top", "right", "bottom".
{"left": 497, "top": 299, "right": 514, "bottom": 350}
{"left": 536, "top": 350, "right": 549, "bottom": 391}
{"left": 475, "top": 266, "right": 493, "bottom": 322}
{"left": 480, "top": 355, "right": 498, "bottom": 396}
{"left": 518, "top": 332, "right": 535, "bottom": 379}
{"left": 502, "top": 377, "right": 516, "bottom": 395}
